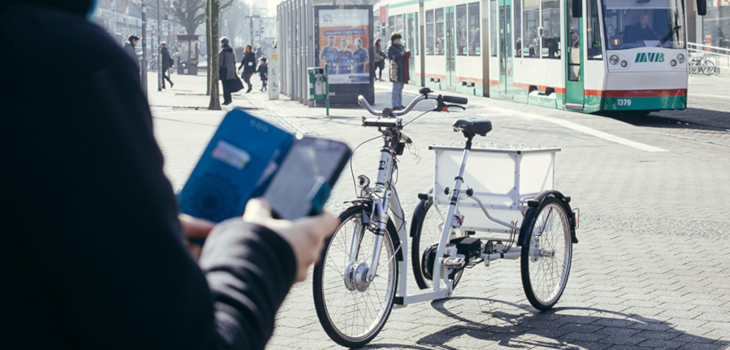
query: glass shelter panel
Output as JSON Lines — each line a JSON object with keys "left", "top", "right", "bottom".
{"left": 603, "top": 0, "right": 686, "bottom": 50}
{"left": 469, "top": 2, "right": 481, "bottom": 55}
{"left": 523, "top": 0, "right": 540, "bottom": 57}
{"left": 457, "top": 5, "right": 468, "bottom": 55}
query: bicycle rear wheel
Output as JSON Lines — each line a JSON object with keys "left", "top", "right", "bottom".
{"left": 313, "top": 205, "right": 398, "bottom": 348}
{"left": 520, "top": 197, "right": 573, "bottom": 311}
{"left": 702, "top": 60, "right": 716, "bottom": 75}
{"left": 411, "top": 197, "right": 464, "bottom": 290}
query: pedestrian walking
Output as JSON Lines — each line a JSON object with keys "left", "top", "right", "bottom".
{"left": 372, "top": 38, "right": 385, "bottom": 81}
{"left": 257, "top": 57, "right": 268, "bottom": 92}
{"left": 386, "top": 32, "right": 410, "bottom": 110}
{"left": 160, "top": 42, "right": 174, "bottom": 89}
{"left": 123, "top": 35, "right": 140, "bottom": 73}
{"left": 238, "top": 44, "right": 256, "bottom": 93}
{"left": 218, "top": 36, "right": 237, "bottom": 105}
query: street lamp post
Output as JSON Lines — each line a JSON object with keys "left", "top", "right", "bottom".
{"left": 157, "top": 0, "right": 162, "bottom": 91}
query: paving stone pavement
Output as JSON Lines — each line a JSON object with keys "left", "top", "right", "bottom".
{"left": 147, "top": 72, "right": 730, "bottom": 350}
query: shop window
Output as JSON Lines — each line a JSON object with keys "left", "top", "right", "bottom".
{"left": 426, "top": 9, "right": 434, "bottom": 55}
{"left": 514, "top": 0, "right": 522, "bottom": 57}
{"left": 456, "top": 5, "right": 468, "bottom": 56}
{"left": 523, "top": 0, "right": 539, "bottom": 58}
{"left": 435, "top": 8, "right": 445, "bottom": 55}
{"left": 468, "top": 2, "right": 481, "bottom": 56}
{"left": 542, "top": 0, "right": 561, "bottom": 59}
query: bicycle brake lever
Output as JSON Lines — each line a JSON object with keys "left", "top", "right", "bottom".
{"left": 446, "top": 104, "right": 466, "bottom": 110}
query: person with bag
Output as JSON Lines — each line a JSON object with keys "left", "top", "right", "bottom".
{"left": 238, "top": 44, "right": 257, "bottom": 93}
{"left": 257, "top": 57, "right": 268, "bottom": 92}
{"left": 386, "top": 32, "right": 410, "bottom": 110}
{"left": 372, "top": 38, "right": 385, "bottom": 81}
{"left": 160, "top": 42, "right": 174, "bottom": 89}
{"left": 218, "top": 37, "right": 237, "bottom": 105}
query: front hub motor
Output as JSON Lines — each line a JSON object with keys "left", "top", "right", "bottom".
{"left": 343, "top": 262, "right": 372, "bottom": 292}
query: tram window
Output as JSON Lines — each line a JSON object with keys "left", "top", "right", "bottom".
{"left": 426, "top": 10, "right": 434, "bottom": 55}
{"left": 586, "top": 0, "right": 603, "bottom": 59}
{"left": 490, "top": 0, "right": 497, "bottom": 57}
{"left": 389, "top": 16, "right": 395, "bottom": 40}
{"left": 435, "top": 8, "right": 445, "bottom": 55}
{"left": 602, "top": 0, "right": 686, "bottom": 50}
{"left": 542, "top": 0, "right": 561, "bottom": 59}
{"left": 457, "top": 5, "right": 468, "bottom": 56}
{"left": 396, "top": 14, "right": 405, "bottom": 35}
{"left": 514, "top": 0, "right": 522, "bottom": 57}
{"left": 415, "top": 13, "right": 420, "bottom": 55}
{"left": 469, "top": 2, "right": 481, "bottom": 56}
{"left": 407, "top": 15, "right": 415, "bottom": 54}
{"left": 523, "top": 0, "right": 539, "bottom": 58}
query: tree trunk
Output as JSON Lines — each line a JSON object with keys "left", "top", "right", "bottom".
{"left": 208, "top": 0, "right": 221, "bottom": 110}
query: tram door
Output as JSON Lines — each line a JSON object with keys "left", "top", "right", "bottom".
{"left": 498, "top": 0, "right": 513, "bottom": 99}
{"left": 565, "top": 0, "right": 584, "bottom": 109}
{"left": 407, "top": 13, "right": 416, "bottom": 84}
{"left": 445, "top": 7, "right": 457, "bottom": 89}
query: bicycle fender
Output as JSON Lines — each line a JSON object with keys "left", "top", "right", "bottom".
{"left": 517, "top": 190, "right": 578, "bottom": 247}
{"left": 342, "top": 200, "right": 404, "bottom": 262}
{"left": 410, "top": 197, "right": 431, "bottom": 238}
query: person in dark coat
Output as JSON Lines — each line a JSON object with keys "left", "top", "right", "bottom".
{"left": 386, "top": 32, "right": 410, "bottom": 110}
{"left": 257, "top": 57, "right": 268, "bottom": 92}
{"left": 123, "top": 35, "right": 140, "bottom": 73}
{"left": 372, "top": 38, "right": 386, "bottom": 81}
{"left": 218, "top": 36, "right": 237, "bottom": 105}
{"left": 160, "top": 42, "right": 174, "bottom": 88}
{"left": 238, "top": 44, "right": 256, "bottom": 93}
{"left": 0, "top": 1, "right": 339, "bottom": 349}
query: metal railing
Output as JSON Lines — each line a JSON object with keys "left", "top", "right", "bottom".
{"left": 688, "top": 42, "right": 730, "bottom": 75}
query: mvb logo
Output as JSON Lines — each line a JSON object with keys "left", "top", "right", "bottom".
{"left": 635, "top": 52, "right": 665, "bottom": 63}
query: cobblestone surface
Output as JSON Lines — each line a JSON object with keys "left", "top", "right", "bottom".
{"left": 147, "top": 72, "right": 730, "bottom": 350}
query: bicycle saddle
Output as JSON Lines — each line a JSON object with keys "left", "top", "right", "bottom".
{"left": 453, "top": 118, "right": 492, "bottom": 137}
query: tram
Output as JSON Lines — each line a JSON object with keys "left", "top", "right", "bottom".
{"left": 382, "top": 0, "right": 705, "bottom": 114}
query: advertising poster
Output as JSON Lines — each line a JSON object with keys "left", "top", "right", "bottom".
{"left": 317, "top": 9, "right": 371, "bottom": 84}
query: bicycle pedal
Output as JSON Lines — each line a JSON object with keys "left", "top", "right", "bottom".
{"left": 440, "top": 257, "right": 465, "bottom": 268}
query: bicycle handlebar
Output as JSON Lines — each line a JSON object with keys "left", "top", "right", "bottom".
{"left": 358, "top": 92, "right": 468, "bottom": 118}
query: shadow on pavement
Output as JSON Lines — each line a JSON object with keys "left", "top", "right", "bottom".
{"left": 364, "top": 297, "right": 729, "bottom": 350}
{"left": 596, "top": 109, "right": 730, "bottom": 131}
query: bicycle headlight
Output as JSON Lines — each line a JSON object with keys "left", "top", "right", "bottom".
{"left": 357, "top": 175, "right": 370, "bottom": 189}
{"left": 609, "top": 55, "right": 619, "bottom": 65}
{"left": 677, "top": 54, "right": 685, "bottom": 63}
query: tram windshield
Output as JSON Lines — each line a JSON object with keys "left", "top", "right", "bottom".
{"left": 602, "top": 0, "right": 686, "bottom": 50}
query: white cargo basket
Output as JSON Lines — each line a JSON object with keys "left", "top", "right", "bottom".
{"left": 430, "top": 144, "right": 560, "bottom": 233}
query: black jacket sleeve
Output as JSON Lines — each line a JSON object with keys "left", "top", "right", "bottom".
{"left": 0, "top": 3, "right": 296, "bottom": 350}
{"left": 200, "top": 220, "right": 296, "bottom": 350}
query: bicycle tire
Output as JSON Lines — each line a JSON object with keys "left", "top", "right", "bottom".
{"left": 411, "top": 197, "right": 464, "bottom": 290}
{"left": 520, "top": 197, "right": 573, "bottom": 311}
{"left": 702, "top": 60, "right": 716, "bottom": 75}
{"left": 313, "top": 205, "right": 399, "bottom": 348}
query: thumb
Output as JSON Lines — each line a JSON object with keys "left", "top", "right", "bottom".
{"left": 243, "top": 198, "right": 273, "bottom": 221}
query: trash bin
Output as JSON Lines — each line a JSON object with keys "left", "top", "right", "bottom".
{"left": 308, "top": 66, "right": 329, "bottom": 115}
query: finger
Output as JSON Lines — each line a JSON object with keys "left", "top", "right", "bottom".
{"left": 242, "top": 198, "right": 272, "bottom": 221}
{"left": 179, "top": 214, "right": 215, "bottom": 239}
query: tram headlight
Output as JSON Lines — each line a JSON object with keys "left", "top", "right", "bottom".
{"left": 610, "top": 55, "right": 619, "bottom": 65}
{"left": 677, "top": 54, "right": 685, "bottom": 63}
{"left": 670, "top": 59, "right": 677, "bottom": 67}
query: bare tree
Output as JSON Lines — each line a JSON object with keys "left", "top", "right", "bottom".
{"left": 130, "top": 0, "right": 232, "bottom": 36}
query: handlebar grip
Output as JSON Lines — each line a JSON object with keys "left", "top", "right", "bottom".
{"left": 362, "top": 117, "right": 402, "bottom": 128}
{"left": 443, "top": 95, "right": 468, "bottom": 105}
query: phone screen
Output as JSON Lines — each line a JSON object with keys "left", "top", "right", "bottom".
{"left": 263, "top": 137, "right": 350, "bottom": 220}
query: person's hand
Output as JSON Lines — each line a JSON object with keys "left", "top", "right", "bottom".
{"left": 242, "top": 198, "right": 339, "bottom": 282}
{"left": 179, "top": 214, "right": 216, "bottom": 260}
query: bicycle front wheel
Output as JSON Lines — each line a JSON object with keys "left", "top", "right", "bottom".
{"left": 702, "top": 60, "right": 716, "bottom": 75}
{"left": 313, "top": 206, "right": 398, "bottom": 348}
{"left": 520, "top": 197, "right": 573, "bottom": 311}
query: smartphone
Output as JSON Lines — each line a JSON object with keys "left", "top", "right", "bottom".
{"left": 262, "top": 136, "right": 351, "bottom": 220}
